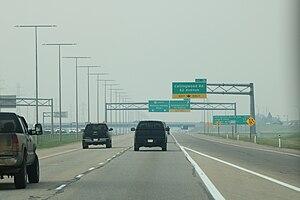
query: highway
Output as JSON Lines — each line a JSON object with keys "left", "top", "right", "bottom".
{"left": 1, "top": 132, "right": 299, "bottom": 200}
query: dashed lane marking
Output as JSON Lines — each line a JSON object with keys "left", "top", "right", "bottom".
{"left": 55, "top": 184, "right": 66, "bottom": 191}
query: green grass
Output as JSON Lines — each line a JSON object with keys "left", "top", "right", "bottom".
{"left": 32, "top": 134, "right": 81, "bottom": 149}
{"left": 197, "top": 124, "right": 300, "bottom": 150}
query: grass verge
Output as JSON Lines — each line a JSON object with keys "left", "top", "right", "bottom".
{"left": 33, "top": 134, "right": 81, "bottom": 149}
{"left": 207, "top": 132, "right": 300, "bottom": 150}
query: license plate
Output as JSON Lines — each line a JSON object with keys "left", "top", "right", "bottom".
{"left": 93, "top": 138, "right": 98, "bottom": 141}
{"left": 147, "top": 139, "right": 154, "bottom": 143}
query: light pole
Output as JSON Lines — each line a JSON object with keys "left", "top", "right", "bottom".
{"left": 107, "top": 84, "right": 120, "bottom": 123}
{"left": 118, "top": 92, "right": 126, "bottom": 134}
{"left": 43, "top": 43, "right": 76, "bottom": 141}
{"left": 16, "top": 24, "right": 56, "bottom": 123}
{"left": 98, "top": 80, "right": 115, "bottom": 122}
{"left": 122, "top": 95, "right": 130, "bottom": 133}
{"left": 63, "top": 56, "right": 91, "bottom": 139}
{"left": 77, "top": 65, "right": 101, "bottom": 123}
{"left": 111, "top": 88, "right": 124, "bottom": 123}
{"left": 89, "top": 73, "right": 109, "bottom": 122}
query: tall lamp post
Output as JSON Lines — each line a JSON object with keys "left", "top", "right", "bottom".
{"left": 111, "top": 89, "right": 124, "bottom": 124}
{"left": 63, "top": 56, "right": 91, "bottom": 139}
{"left": 77, "top": 65, "right": 101, "bottom": 123}
{"left": 107, "top": 84, "right": 120, "bottom": 123}
{"left": 98, "top": 80, "right": 115, "bottom": 122}
{"left": 118, "top": 92, "right": 127, "bottom": 130}
{"left": 43, "top": 43, "right": 76, "bottom": 141}
{"left": 89, "top": 73, "right": 109, "bottom": 122}
{"left": 16, "top": 24, "right": 56, "bottom": 123}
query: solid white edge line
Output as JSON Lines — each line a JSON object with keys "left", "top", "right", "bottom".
{"left": 56, "top": 184, "right": 67, "bottom": 191}
{"left": 172, "top": 135, "right": 225, "bottom": 200}
{"left": 183, "top": 146, "right": 300, "bottom": 193}
{"left": 40, "top": 148, "right": 82, "bottom": 160}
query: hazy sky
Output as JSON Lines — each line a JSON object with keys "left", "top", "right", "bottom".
{"left": 0, "top": 0, "right": 299, "bottom": 124}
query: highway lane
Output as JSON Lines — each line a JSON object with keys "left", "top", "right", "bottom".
{"left": 173, "top": 133, "right": 300, "bottom": 200}
{"left": 1, "top": 133, "right": 213, "bottom": 200}
{"left": 0, "top": 134, "right": 133, "bottom": 200}
{"left": 50, "top": 136, "right": 213, "bottom": 200}
{"left": 1, "top": 131, "right": 299, "bottom": 200}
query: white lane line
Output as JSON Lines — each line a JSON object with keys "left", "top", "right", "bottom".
{"left": 106, "top": 158, "right": 111, "bottom": 162}
{"left": 99, "top": 162, "right": 104, "bottom": 166}
{"left": 180, "top": 146, "right": 225, "bottom": 200}
{"left": 172, "top": 135, "right": 225, "bottom": 200}
{"left": 183, "top": 146, "right": 300, "bottom": 193}
{"left": 88, "top": 167, "right": 95, "bottom": 171}
{"left": 76, "top": 174, "right": 83, "bottom": 179}
{"left": 55, "top": 184, "right": 67, "bottom": 191}
{"left": 40, "top": 148, "right": 82, "bottom": 160}
{"left": 189, "top": 134, "right": 300, "bottom": 158}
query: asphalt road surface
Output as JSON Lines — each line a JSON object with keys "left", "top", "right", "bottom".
{"left": 1, "top": 132, "right": 299, "bottom": 200}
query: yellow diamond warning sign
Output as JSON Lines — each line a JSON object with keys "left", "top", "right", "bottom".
{"left": 246, "top": 117, "right": 256, "bottom": 127}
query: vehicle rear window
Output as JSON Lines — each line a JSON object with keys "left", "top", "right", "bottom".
{"left": 85, "top": 124, "right": 108, "bottom": 132}
{"left": 137, "top": 122, "right": 164, "bottom": 130}
{"left": 0, "top": 113, "right": 23, "bottom": 133}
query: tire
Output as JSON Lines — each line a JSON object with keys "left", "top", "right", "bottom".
{"left": 14, "top": 157, "right": 27, "bottom": 189}
{"left": 106, "top": 140, "right": 112, "bottom": 148}
{"left": 162, "top": 143, "right": 167, "bottom": 151}
{"left": 134, "top": 143, "right": 139, "bottom": 151}
{"left": 82, "top": 142, "right": 88, "bottom": 149}
{"left": 27, "top": 154, "right": 39, "bottom": 183}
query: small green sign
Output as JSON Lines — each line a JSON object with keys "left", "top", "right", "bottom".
{"left": 170, "top": 99, "right": 190, "bottom": 112}
{"left": 195, "top": 78, "right": 207, "bottom": 83}
{"left": 213, "top": 115, "right": 250, "bottom": 125}
{"left": 148, "top": 100, "right": 169, "bottom": 112}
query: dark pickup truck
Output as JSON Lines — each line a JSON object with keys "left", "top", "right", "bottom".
{"left": 82, "top": 123, "right": 113, "bottom": 149}
{"left": 0, "top": 112, "right": 43, "bottom": 189}
{"left": 131, "top": 120, "right": 169, "bottom": 151}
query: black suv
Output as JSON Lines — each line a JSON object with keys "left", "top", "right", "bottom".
{"left": 131, "top": 120, "right": 169, "bottom": 151}
{"left": 82, "top": 123, "right": 113, "bottom": 149}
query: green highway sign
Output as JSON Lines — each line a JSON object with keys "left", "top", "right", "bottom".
{"left": 172, "top": 82, "right": 207, "bottom": 99}
{"left": 169, "top": 99, "right": 190, "bottom": 112}
{"left": 148, "top": 100, "right": 169, "bottom": 112}
{"left": 213, "top": 115, "right": 250, "bottom": 125}
{"left": 195, "top": 78, "right": 207, "bottom": 83}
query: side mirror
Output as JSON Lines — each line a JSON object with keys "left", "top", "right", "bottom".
{"left": 35, "top": 123, "right": 43, "bottom": 135}
{"left": 131, "top": 128, "right": 136, "bottom": 131}
{"left": 109, "top": 128, "right": 113, "bottom": 131}
{"left": 29, "top": 123, "right": 43, "bottom": 135}
{"left": 166, "top": 126, "right": 170, "bottom": 131}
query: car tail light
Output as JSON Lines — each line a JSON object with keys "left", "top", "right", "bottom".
{"left": 12, "top": 135, "right": 19, "bottom": 152}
